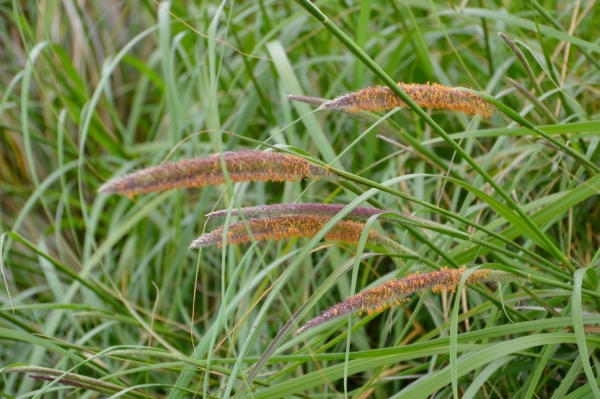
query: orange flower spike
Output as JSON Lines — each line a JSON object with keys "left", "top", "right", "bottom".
{"left": 189, "top": 215, "right": 391, "bottom": 249}
{"left": 320, "top": 83, "right": 499, "bottom": 118}
{"left": 296, "top": 268, "right": 527, "bottom": 335}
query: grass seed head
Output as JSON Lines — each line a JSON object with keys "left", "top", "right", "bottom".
{"left": 99, "top": 150, "right": 336, "bottom": 195}
{"left": 320, "top": 83, "right": 499, "bottom": 118}
{"left": 189, "top": 215, "right": 384, "bottom": 249}
{"left": 205, "top": 203, "right": 461, "bottom": 237}
{"left": 296, "top": 268, "right": 527, "bottom": 335}
{"left": 206, "top": 203, "right": 391, "bottom": 219}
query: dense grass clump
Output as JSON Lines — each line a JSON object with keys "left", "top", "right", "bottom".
{"left": 1, "top": 1, "right": 599, "bottom": 398}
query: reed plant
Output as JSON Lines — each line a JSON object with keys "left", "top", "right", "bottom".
{"left": 1, "top": 1, "right": 599, "bottom": 398}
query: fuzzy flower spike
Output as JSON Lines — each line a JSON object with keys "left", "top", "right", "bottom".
{"left": 319, "top": 83, "right": 499, "bottom": 118}
{"left": 190, "top": 215, "right": 414, "bottom": 255}
{"left": 206, "top": 203, "right": 463, "bottom": 236}
{"left": 296, "top": 267, "right": 527, "bottom": 335}
{"left": 206, "top": 203, "right": 391, "bottom": 220}
{"left": 98, "top": 150, "right": 336, "bottom": 195}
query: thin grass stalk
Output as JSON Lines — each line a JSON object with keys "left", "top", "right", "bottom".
{"left": 328, "top": 161, "right": 593, "bottom": 285}
{"left": 521, "top": 285, "right": 562, "bottom": 318}
{"left": 537, "top": 139, "right": 566, "bottom": 152}
{"left": 382, "top": 120, "right": 465, "bottom": 181}
{"left": 498, "top": 32, "right": 545, "bottom": 96}
{"left": 507, "top": 78, "right": 559, "bottom": 123}
{"left": 478, "top": 0, "right": 494, "bottom": 76}
{"left": 26, "top": 375, "right": 118, "bottom": 396}
{"left": 2, "top": 366, "right": 143, "bottom": 398}
{"left": 230, "top": 26, "right": 276, "bottom": 123}
{"left": 293, "top": 0, "right": 578, "bottom": 271}
{"left": 428, "top": 0, "right": 481, "bottom": 89}
{"left": 533, "top": 138, "right": 589, "bottom": 173}
{"left": 104, "top": 349, "right": 271, "bottom": 386}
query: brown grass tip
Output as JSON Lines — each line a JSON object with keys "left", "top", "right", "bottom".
{"left": 319, "top": 83, "right": 499, "bottom": 118}
{"left": 296, "top": 267, "right": 527, "bottom": 335}
{"left": 98, "top": 150, "right": 337, "bottom": 195}
{"left": 189, "top": 215, "right": 390, "bottom": 249}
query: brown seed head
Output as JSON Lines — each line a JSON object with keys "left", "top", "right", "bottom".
{"left": 189, "top": 215, "right": 385, "bottom": 249}
{"left": 206, "top": 203, "right": 391, "bottom": 219}
{"left": 320, "top": 83, "right": 499, "bottom": 118}
{"left": 206, "top": 203, "right": 462, "bottom": 237}
{"left": 296, "top": 268, "right": 527, "bottom": 334}
{"left": 99, "top": 150, "right": 336, "bottom": 195}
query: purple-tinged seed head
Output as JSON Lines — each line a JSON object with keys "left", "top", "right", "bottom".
{"left": 296, "top": 268, "right": 527, "bottom": 335}
{"left": 99, "top": 150, "right": 338, "bottom": 196}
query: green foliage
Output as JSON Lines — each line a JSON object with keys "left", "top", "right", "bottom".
{"left": 1, "top": 1, "right": 599, "bottom": 398}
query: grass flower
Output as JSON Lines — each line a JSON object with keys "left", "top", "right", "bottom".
{"left": 296, "top": 267, "right": 527, "bottom": 335}
{"left": 206, "top": 203, "right": 462, "bottom": 235}
{"left": 206, "top": 203, "right": 390, "bottom": 219}
{"left": 189, "top": 215, "right": 411, "bottom": 253}
{"left": 98, "top": 150, "right": 336, "bottom": 195}
{"left": 319, "top": 83, "right": 499, "bottom": 117}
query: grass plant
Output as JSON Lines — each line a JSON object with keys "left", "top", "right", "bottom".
{"left": 1, "top": 1, "right": 599, "bottom": 398}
